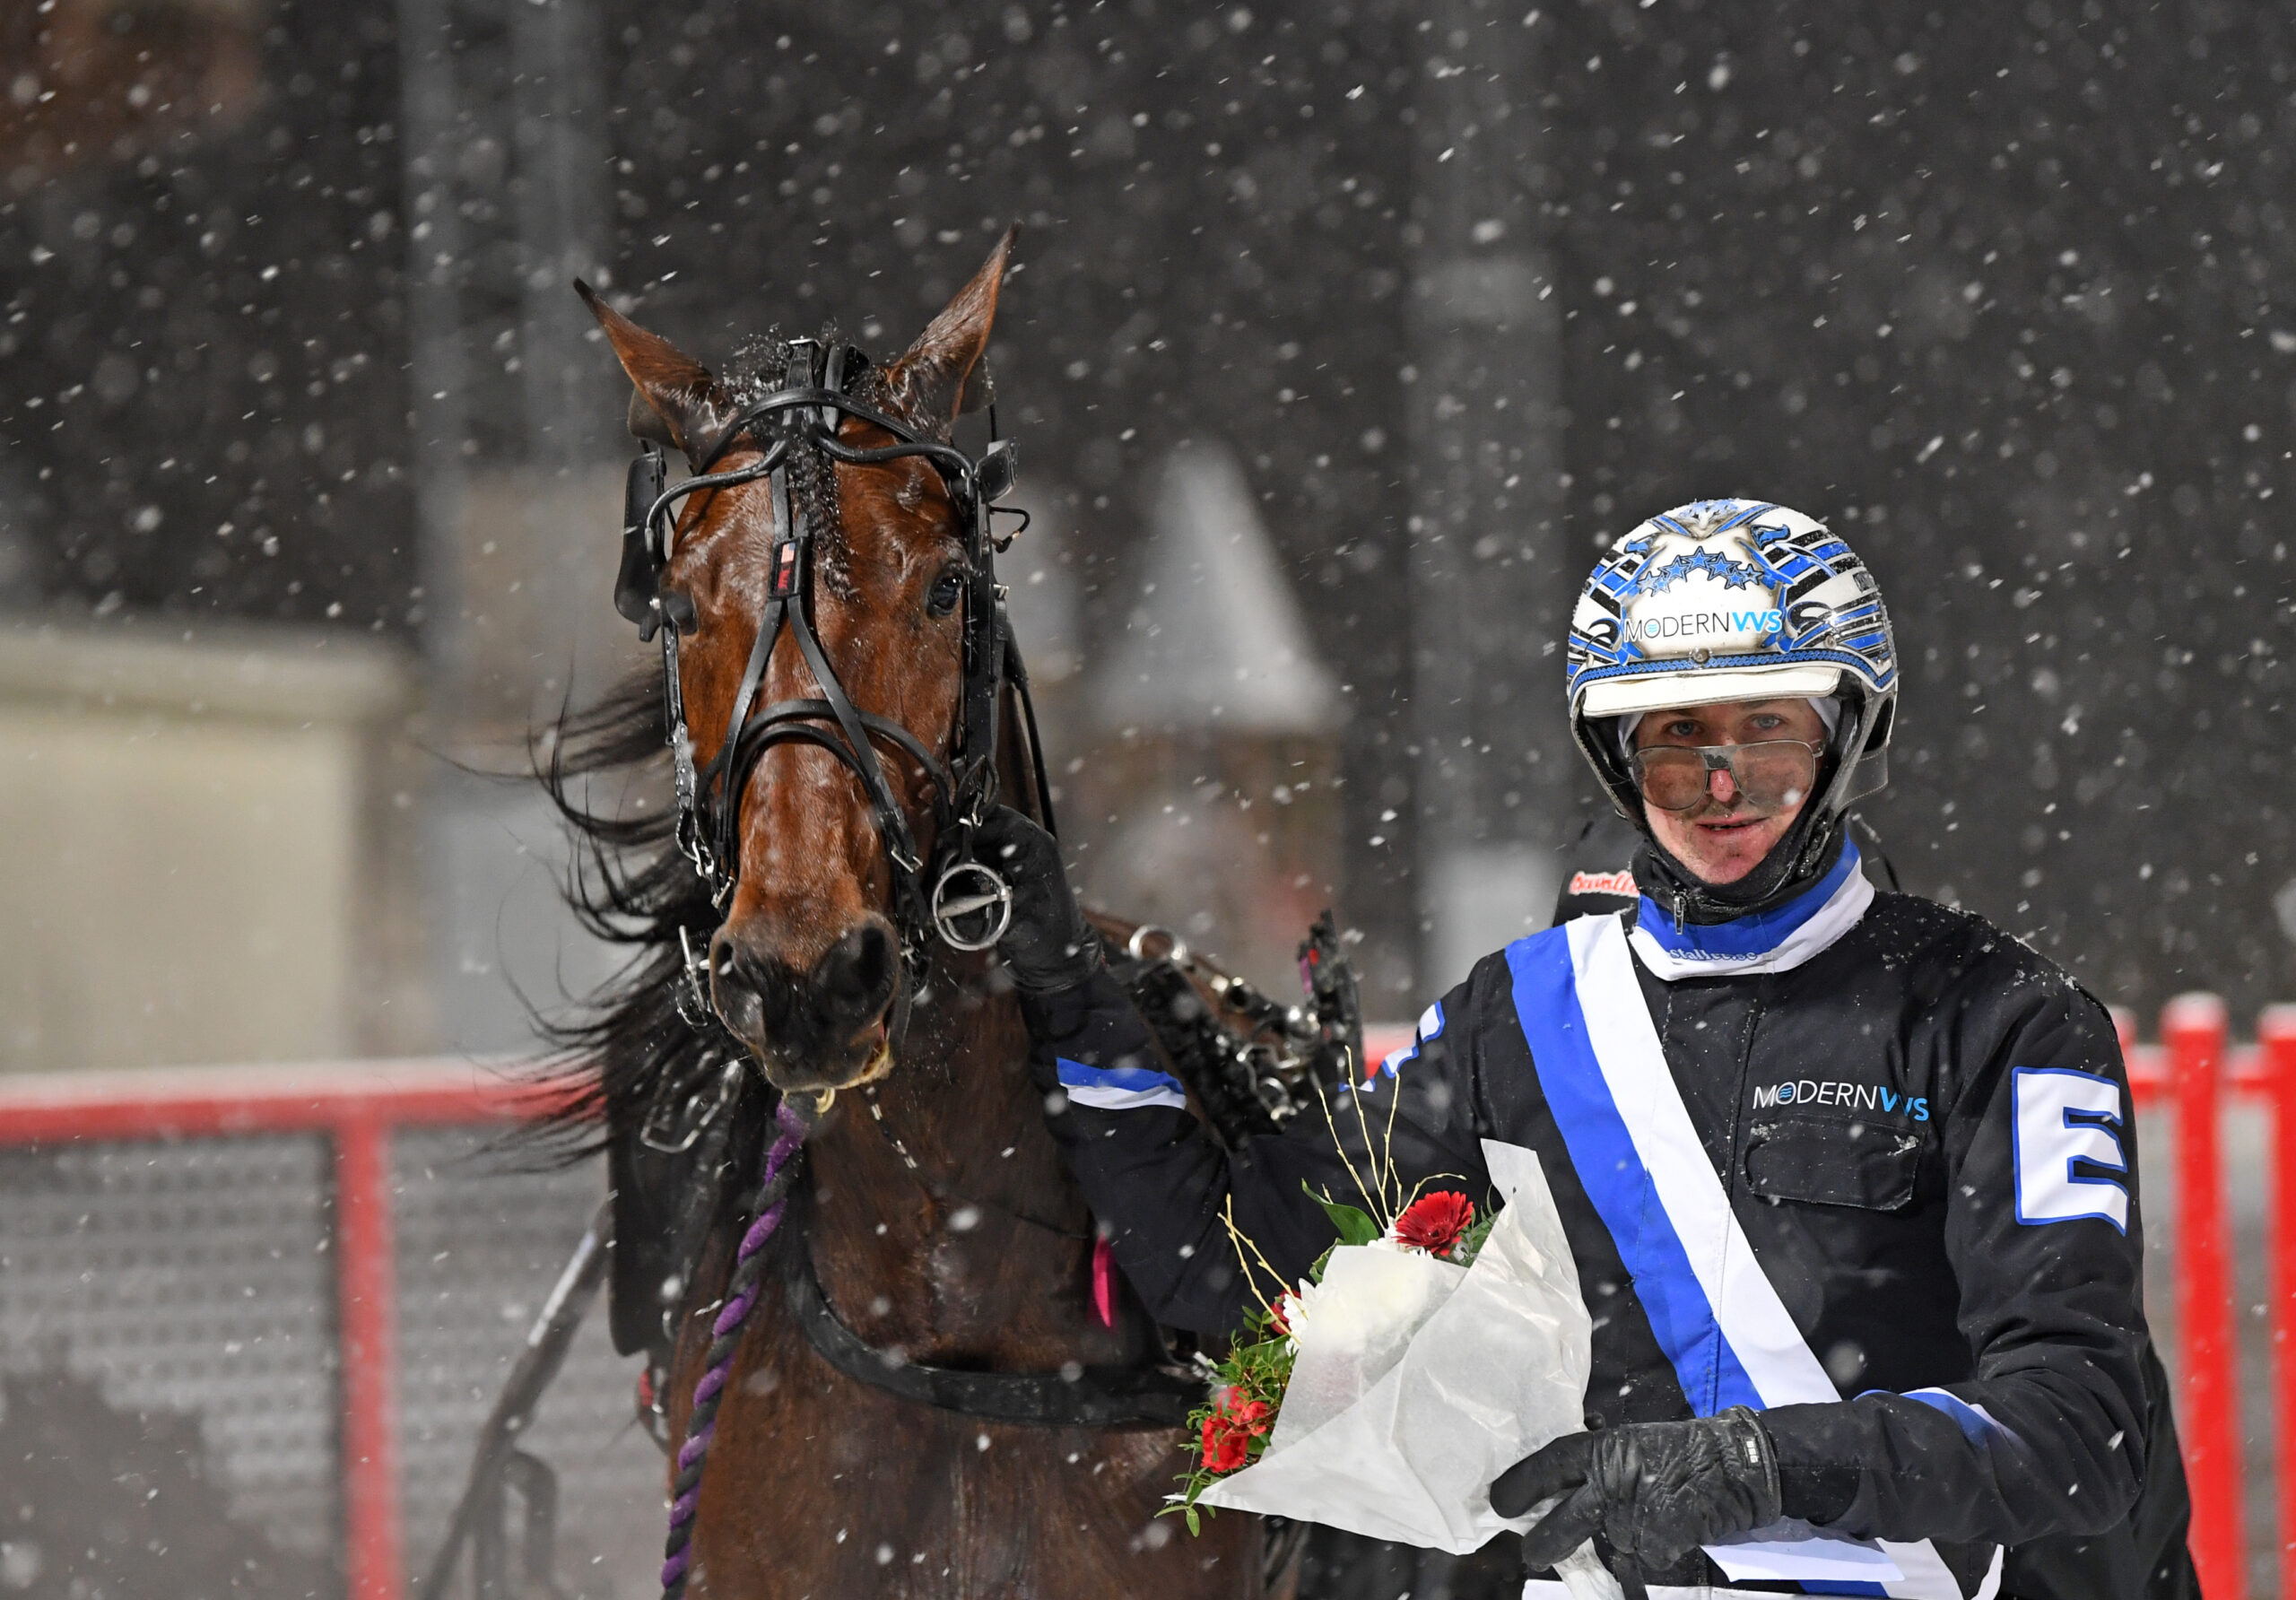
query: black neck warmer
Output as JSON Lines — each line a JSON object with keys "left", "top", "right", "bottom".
{"left": 1632, "top": 805, "right": 1849, "bottom": 926}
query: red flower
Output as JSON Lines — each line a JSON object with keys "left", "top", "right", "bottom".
{"left": 1394, "top": 1190, "right": 1475, "bottom": 1257}
{"left": 1199, "top": 1394, "right": 1274, "bottom": 1474}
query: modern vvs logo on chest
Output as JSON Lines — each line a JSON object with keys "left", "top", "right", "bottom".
{"left": 1752, "top": 1080, "right": 1929, "bottom": 1121}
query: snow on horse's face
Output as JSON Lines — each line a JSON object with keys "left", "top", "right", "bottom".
{"left": 583, "top": 239, "right": 1009, "bottom": 1094}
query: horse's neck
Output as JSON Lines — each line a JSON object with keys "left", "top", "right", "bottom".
{"left": 799, "top": 970, "right": 1123, "bottom": 1364}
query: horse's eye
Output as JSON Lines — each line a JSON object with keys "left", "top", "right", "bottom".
{"left": 927, "top": 570, "right": 964, "bottom": 617}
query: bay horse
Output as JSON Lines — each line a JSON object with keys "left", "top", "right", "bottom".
{"left": 544, "top": 234, "right": 1270, "bottom": 1599}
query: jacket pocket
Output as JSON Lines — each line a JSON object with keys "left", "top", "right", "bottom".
{"left": 1743, "top": 1118, "right": 1921, "bottom": 1210}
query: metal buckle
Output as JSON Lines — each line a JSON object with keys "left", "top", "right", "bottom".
{"left": 1125, "top": 924, "right": 1191, "bottom": 968}
{"left": 929, "top": 860, "right": 1013, "bottom": 952}
{"left": 673, "top": 926, "right": 716, "bottom": 1030}
{"left": 639, "top": 1057, "right": 744, "bottom": 1154}
{"left": 674, "top": 806, "right": 717, "bottom": 888}
{"left": 669, "top": 719, "right": 718, "bottom": 884}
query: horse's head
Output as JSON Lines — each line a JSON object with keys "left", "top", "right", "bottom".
{"left": 579, "top": 234, "right": 1017, "bottom": 1096}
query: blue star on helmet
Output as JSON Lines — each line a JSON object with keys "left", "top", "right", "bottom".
{"left": 1627, "top": 548, "right": 1768, "bottom": 596}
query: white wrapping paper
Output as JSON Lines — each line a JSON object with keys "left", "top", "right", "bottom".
{"left": 1198, "top": 1140, "right": 1613, "bottom": 1600}
{"left": 1263, "top": 1244, "right": 1460, "bottom": 1453}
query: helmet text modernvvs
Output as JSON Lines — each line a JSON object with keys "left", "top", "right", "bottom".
{"left": 1623, "top": 608, "right": 1787, "bottom": 643}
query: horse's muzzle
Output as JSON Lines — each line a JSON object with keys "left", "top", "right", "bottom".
{"left": 710, "top": 917, "right": 902, "bottom": 1091}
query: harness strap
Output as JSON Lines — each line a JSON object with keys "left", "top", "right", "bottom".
{"left": 789, "top": 610, "right": 929, "bottom": 878}
{"left": 735, "top": 700, "right": 949, "bottom": 789}
{"left": 725, "top": 458, "right": 796, "bottom": 747}
{"left": 708, "top": 594, "right": 783, "bottom": 883}
{"left": 647, "top": 437, "right": 792, "bottom": 567}
{"left": 955, "top": 565, "right": 1001, "bottom": 808}
{"left": 1000, "top": 624, "right": 1058, "bottom": 834}
{"left": 783, "top": 1248, "right": 1197, "bottom": 1429}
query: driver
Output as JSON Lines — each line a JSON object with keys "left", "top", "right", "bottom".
{"left": 978, "top": 499, "right": 2194, "bottom": 1599}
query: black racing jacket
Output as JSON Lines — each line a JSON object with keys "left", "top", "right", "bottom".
{"left": 1022, "top": 882, "right": 2194, "bottom": 1598}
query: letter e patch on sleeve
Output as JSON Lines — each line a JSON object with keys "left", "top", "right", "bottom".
{"left": 2013, "top": 1067, "right": 2128, "bottom": 1232}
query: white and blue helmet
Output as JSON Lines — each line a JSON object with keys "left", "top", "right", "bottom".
{"left": 1566, "top": 498, "right": 1898, "bottom": 822}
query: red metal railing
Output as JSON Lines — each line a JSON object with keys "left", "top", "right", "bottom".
{"left": 2269, "top": 1004, "right": 2296, "bottom": 1600}
{"left": 1, "top": 1008, "right": 2292, "bottom": 1596}
{"left": 2161, "top": 996, "right": 2247, "bottom": 1599}
{"left": 2113, "top": 1000, "right": 2296, "bottom": 1600}
{"left": 0, "top": 1060, "right": 558, "bottom": 1600}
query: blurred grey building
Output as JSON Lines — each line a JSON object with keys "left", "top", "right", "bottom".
{"left": 0, "top": 0, "right": 2289, "bottom": 1049}
{"left": 1077, "top": 439, "right": 1345, "bottom": 992}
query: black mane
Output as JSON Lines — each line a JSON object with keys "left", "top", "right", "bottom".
{"left": 532, "top": 668, "right": 731, "bottom": 1153}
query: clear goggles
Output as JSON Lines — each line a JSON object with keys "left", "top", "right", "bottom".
{"left": 1627, "top": 739, "right": 1822, "bottom": 813}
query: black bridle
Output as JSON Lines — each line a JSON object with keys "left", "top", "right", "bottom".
{"left": 613, "top": 335, "right": 1049, "bottom": 1027}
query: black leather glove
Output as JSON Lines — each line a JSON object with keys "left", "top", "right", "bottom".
{"left": 1493, "top": 1408, "right": 1783, "bottom": 1572}
{"left": 972, "top": 806, "right": 1102, "bottom": 996}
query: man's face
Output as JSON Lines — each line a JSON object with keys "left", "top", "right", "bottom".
{"left": 1633, "top": 697, "right": 1830, "bottom": 885}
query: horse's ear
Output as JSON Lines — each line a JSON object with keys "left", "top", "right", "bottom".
{"left": 883, "top": 226, "right": 1017, "bottom": 432}
{"left": 574, "top": 280, "right": 732, "bottom": 460}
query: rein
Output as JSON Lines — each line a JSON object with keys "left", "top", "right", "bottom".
{"left": 659, "top": 1098, "right": 813, "bottom": 1600}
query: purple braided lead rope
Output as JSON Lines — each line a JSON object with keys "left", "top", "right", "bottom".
{"left": 660, "top": 1097, "right": 814, "bottom": 1599}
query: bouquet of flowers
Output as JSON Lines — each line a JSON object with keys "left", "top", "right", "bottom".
{"left": 1168, "top": 1134, "right": 1618, "bottom": 1597}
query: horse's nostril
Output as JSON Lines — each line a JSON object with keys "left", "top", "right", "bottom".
{"left": 854, "top": 923, "right": 895, "bottom": 993}
{"left": 712, "top": 965, "right": 767, "bottom": 1043}
{"left": 710, "top": 925, "right": 895, "bottom": 1067}
{"left": 718, "top": 992, "right": 761, "bottom": 1043}
{"left": 816, "top": 922, "right": 899, "bottom": 1030}
{"left": 709, "top": 941, "right": 785, "bottom": 1047}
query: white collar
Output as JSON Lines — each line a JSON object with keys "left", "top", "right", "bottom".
{"left": 1626, "top": 847, "right": 1874, "bottom": 980}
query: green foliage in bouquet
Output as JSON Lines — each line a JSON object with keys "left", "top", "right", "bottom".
{"left": 1448, "top": 1204, "right": 1496, "bottom": 1267}
{"left": 1165, "top": 1294, "right": 1295, "bottom": 1535}
{"left": 1163, "top": 1178, "right": 1495, "bottom": 1532}
{"left": 1311, "top": 1188, "right": 1381, "bottom": 1248}
{"left": 1163, "top": 1071, "right": 1497, "bottom": 1532}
